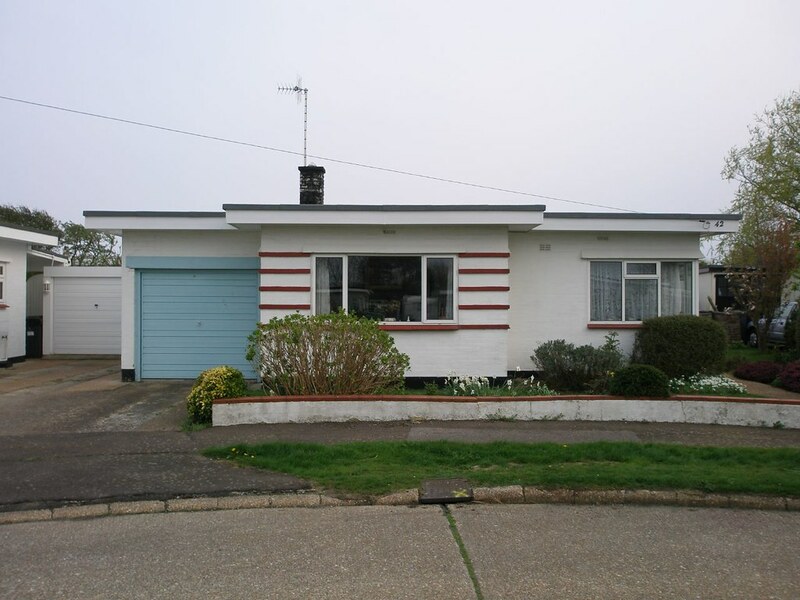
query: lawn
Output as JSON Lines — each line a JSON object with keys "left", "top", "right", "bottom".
{"left": 726, "top": 342, "right": 785, "bottom": 369}
{"left": 203, "top": 440, "right": 800, "bottom": 497}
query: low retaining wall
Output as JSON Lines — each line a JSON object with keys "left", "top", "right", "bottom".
{"left": 213, "top": 395, "right": 800, "bottom": 429}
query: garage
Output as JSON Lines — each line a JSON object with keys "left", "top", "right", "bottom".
{"left": 139, "top": 269, "right": 258, "bottom": 379}
{"left": 44, "top": 267, "right": 122, "bottom": 356}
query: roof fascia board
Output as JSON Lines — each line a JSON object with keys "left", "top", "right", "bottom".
{"left": 27, "top": 248, "right": 70, "bottom": 264}
{"left": 0, "top": 225, "right": 59, "bottom": 246}
{"left": 537, "top": 215, "right": 739, "bottom": 233}
{"left": 224, "top": 206, "right": 544, "bottom": 229}
{"left": 84, "top": 213, "right": 233, "bottom": 233}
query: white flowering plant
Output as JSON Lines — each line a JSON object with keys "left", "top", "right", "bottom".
{"left": 443, "top": 373, "right": 557, "bottom": 397}
{"left": 669, "top": 374, "right": 749, "bottom": 397}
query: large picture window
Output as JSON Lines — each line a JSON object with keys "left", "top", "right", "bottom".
{"left": 315, "top": 255, "right": 455, "bottom": 322}
{"left": 590, "top": 260, "right": 693, "bottom": 322}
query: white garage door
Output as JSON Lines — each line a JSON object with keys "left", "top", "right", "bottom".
{"left": 52, "top": 277, "right": 122, "bottom": 354}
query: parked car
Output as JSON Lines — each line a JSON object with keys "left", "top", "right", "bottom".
{"left": 766, "top": 301, "right": 798, "bottom": 347}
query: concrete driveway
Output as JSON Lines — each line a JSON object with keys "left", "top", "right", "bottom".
{"left": 0, "top": 358, "right": 191, "bottom": 435}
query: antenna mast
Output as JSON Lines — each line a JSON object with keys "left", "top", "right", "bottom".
{"left": 278, "top": 79, "right": 309, "bottom": 166}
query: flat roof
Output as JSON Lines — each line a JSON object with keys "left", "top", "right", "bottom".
{"left": 83, "top": 211, "right": 225, "bottom": 218}
{"left": 544, "top": 212, "right": 741, "bottom": 220}
{"left": 223, "top": 204, "right": 547, "bottom": 212}
{"left": 0, "top": 220, "right": 60, "bottom": 237}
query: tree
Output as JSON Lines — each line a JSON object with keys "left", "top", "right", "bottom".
{"left": 0, "top": 204, "right": 120, "bottom": 266}
{"left": 720, "top": 91, "right": 800, "bottom": 348}
{"left": 718, "top": 212, "right": 799, "bottom": 348}
{"left": 723, "top": 91, "right": 800, "bottom": 221}
{"left": 61, "top": 222, "right": 121, "bottom": 266}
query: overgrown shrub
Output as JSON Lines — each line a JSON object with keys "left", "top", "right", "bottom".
{"left": 531, "top": 333, "right": 626, "bottom": 393}
{"left": 608, "top": 364, "right": 670, "bottom": 398}
{"left": 777, "top": 361, "right": 800, "bottom": 393}
{"left": 734, "top": 361, "right": 783, "bottom": 384}
{"left": 246, "top": 311, "right": 410, "bottom": 395}
{"left": 632, "top": 315, "right": 727, "bottom": 378}
{"left": 186, "top": 365, "right": 248, "bottom": 424}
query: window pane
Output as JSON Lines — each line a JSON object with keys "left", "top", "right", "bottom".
{"left": 590, "top": 262, "right": 622, "bottom": 321}
{"left": 661, "top": 262, "right": 692, "bottom": 316}
{"left": 348, "top": 256, "right": 422, "bottom": 321}
{"left": 426, "top": 258, "right": 454, "bottom": 320}
{"left": 315, "top": 257, "right": 343, "bottom": 314}
{"left": 627, "top": 262, "right": 657, "bottom": 275}
{"left": 625, "top": 279, "right": 658, "bottom": 321}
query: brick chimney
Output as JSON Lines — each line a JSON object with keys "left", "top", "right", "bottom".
{"left": 298, "top": 165, "right": 325, "bottom": 205}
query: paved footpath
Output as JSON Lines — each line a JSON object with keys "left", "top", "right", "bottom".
{"left": 2, "top": 504, "right": 798, "bottom": 599}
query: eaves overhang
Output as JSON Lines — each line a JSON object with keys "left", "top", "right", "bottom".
{"left": 223, "top": 204, "right": 546, "bottom": 231}
{"left": 83, "top": 211, "right": 232, "bottom": 234}
{"left": 538, "top": 212, "right": 741, "bottom": 234}
{"left": 0, "top": 223, "right": 59, "bottom": 246}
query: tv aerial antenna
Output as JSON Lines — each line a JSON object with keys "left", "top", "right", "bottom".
{"left": 278, "top": 78, "right": 309, "bottom": 166}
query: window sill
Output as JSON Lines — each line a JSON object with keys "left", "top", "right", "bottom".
{"left": 379, "top": 324, "right": 459, "bottom": 331}
{"left": 587, "top": 323, "right": 643, "bottom": 329}
{"left": 379, "top": 323, "right": 510, "bottom": 331}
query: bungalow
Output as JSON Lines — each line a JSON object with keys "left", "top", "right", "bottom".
{"left": 0, "top": 222, "right": 66, "bottom": 366}
{"left": 84, "top": 167, "right": 739, "bottom": 381}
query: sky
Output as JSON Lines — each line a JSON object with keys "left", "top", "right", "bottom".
{"left": 1, "top": 1, "right": 799, "bottom": 225}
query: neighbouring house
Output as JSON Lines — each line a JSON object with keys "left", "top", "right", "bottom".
{"left": 0, "top": 222, "right": 67, "bottom": 366}
{"left": 84, "top": 166, "right": 740, "bottom": 381}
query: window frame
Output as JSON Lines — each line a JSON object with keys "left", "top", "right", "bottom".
{"left": 0, "top": 263, "right": 5, "bottom": 303}
{"left": 589, "top": 259, "right": 695, "bottom": 324}
{"left": 312, "top": 253, "right": 457, "bottom": 324}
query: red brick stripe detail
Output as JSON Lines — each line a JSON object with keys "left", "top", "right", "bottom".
{"left": 259, "top": 286, "right": 311, "bottom": 292}
{"left": 458, "top": 304, "right": 510, "bottom": 310}
{"left": 459, "top": 268, "right": 509, "bottom": 274}
{"left": 458, "top": 252, "right": 510, "bottom": 258}
{"left": 587, "top": 323, "right": 644, "bottom": 329}
{"left": 0, "top": 303, "right": 8, "bottom": 310}
{"left": 214, "top": 394, "right": 800, "bottom": 406}
{"left": 259, "top": 304, "right": 311, "bottom": 310}
{"left": 458, "top": 286, "right": 510, "bottom": 292}
{"left": 259, "top": 268, "right": 311, "bottom": 274}
{"left": 377, "top": 324, "right": 509, "bottom": 331}
{"left": 258, "top": 252, "right": 311, "bottom": 257}
{"left": 380, "top": 324, "right": 459, "bottom": 331}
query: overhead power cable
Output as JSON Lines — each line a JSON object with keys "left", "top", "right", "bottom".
{"left": 0, "top": 94, "right": 636, "bottom": 212}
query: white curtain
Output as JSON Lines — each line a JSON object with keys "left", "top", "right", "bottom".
{"left": 315, "top": 257, "right": 342, "bottom": 314}
{"left": 625, "top": 279, "right": 658, "bottom": 321}
{"left": 661, "top": 262, "right": 692, "bottom": 315}
{"left": 590, "top": 262, "right": 622, "bottom": 321}
{"left": 427, "top": 257, "right": 453, "bottom": 320}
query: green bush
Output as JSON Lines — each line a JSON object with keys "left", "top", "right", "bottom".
{"left": 609, "top": 364, "right": 670, "bottom": 398}
{"left": 186, "top": 365, "right": 248, "bottom": 424}
{"left": 531, "top": 333, "right": 626, "bottom": 393}
{"left": 246, "top": 311, "right": 410, "bottom": 395}
{"left": 632, "top": 315, "right": 727, "bottom": 378}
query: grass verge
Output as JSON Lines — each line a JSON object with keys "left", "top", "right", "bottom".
{"left": 203, "top": 440, "right": 800, "bottom": 497}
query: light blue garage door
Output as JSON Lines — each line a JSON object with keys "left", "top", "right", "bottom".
{"left": 139, "top": 270, "right": 258, "bottom": 379}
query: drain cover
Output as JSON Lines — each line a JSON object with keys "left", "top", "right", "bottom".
{"left": 419, "top": 478, "right": 474, "bottom": 504}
